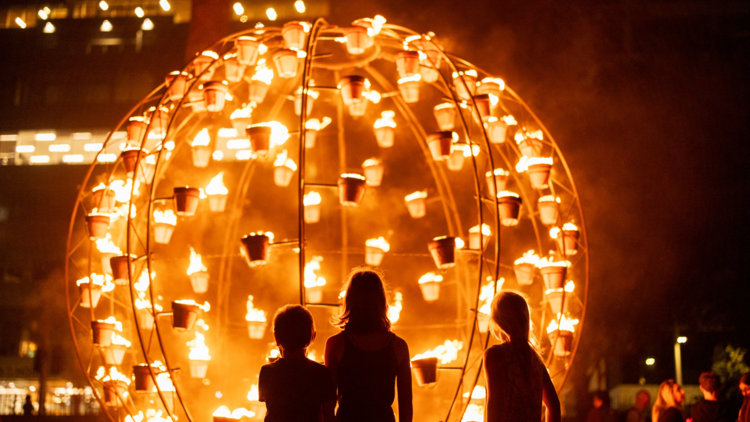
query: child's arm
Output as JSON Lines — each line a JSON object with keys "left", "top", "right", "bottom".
{"left": 394, "top": 337, "right": 413, "bottom": 422}
{"left": 541, "top": 368, "right": 561, "bottom": 422}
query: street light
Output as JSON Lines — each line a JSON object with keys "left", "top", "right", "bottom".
{"left": 645, "top": 358, "right": 655, "bottom": 366}
{"left": 677, "top": 336, "right": 687, "bottom": 344}
{"left": 674, "top": 336, "right": 687, "bottom": 385}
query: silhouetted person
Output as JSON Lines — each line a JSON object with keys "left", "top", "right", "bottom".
{"left": 484, "top": 291, "right": 561, "bottom": 422}
{"left": 653, "top": 380, "right": 686, "bottom": 422}
{"left": 22, "top": 395, "right": 34, "bottom": 416}
{"left": 627, "top": 390, "right": 651, "bottom": 422}
{"left": 586, "top": 391, "right": 617, "bottom": 422}
{"left": 692, "top": 371, "right": 729, "bottom": 422}
{"left": 258, "top": 305, "right": 335, "bottom": 422}
{"left": 325, "top": 267, "right": 412, "bottom": 422}
{"left": 737, "top": 373, "right": 749, "bottom": 422}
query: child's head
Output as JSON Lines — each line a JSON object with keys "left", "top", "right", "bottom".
{"left": 273, "top": 305, "right": 316, "bottom": 353}
{"left": 333, "top": 266, "right": 391, "bottom": 334}
{"left": 489, "top": 291, "right": 535, "bottom": 345}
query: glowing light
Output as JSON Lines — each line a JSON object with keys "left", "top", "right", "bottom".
{"left": 186, "top": 332, "right": 210, "bottom": 361}
{"left": 48, "top": 144, "right": 70, "bottom": 152}
{"left": 62, "top": 154, "right": 84, "bottom": 163}
{"left": 76, "top": 274, "right": 115, "bottom": 292}
{"left": 43, "top": 22, "right": 55, "bottom": 33}
{"left": 516, "top": 156, "right": 553, "bottom": 173}
{"left": 550, "top": 222, "right": 579, "bottom": 239}
{"left": 153, "top": 209, "right": 177, "bottom": 225}
{"left": 30, "top": 155, "right": 50, "bottom": 164}
{"left": 101, "top": 20, "right": 113, "bottom": 32}
{"left": 227, "top": 139, "right": 251, "bottom": 149}
{"left": 97, "top": 153, "right": 117, "bottom": 163}
{"left": 96, "top": 235, "right": 122, "bottom": 255}
{"left": 99, "top": 0, "right": 109, "bottom": 10}
{"left": 251, "top": 63, "right": 274, "bottom": 85}
{"left": 98, "top": 366, "right": 131, "bottom": 385}
{"left": 245, "top": 296, "right": 266, "bottom": 322}
{"left": 247, "top": 384, "right": 259, "bottom": 401}
{"left": 405, "top": 190, "right": 427, "bottom": 202}
{"left": 496, "top": 190, "right": 521, "bottom": 199}
{"left": 418, "top": 272, "right": 443, "bottom": 284}
{"left": 374, "top": 110, "right": 397, "bottom": 129}
{"left": 304, "top": 256, "right": 326, "bottom": 287}
{"left": 141, "top": 18, "right": 154, "bottom": 31}
{"left": 273, "top": 149, "right": 297, "bottom": 171}
{"left": 304, "top": 191, "right": 321, "bottom": 206}
{"left": 462, "top": 404, "right": 484, "bottom": 422}
{"left": 412, "top": 340, "right": 463, "bottom": 364}
{"left": 135, "top": 7, "right": 144, "bottom": 17}
{"left": 192, "top": 128, "right": 211, "bottom": 147}
{"left": 186, "top": 247, "right": 207, "bottom": 276}
{"left": 266, "top": 8, "right": 277, "bottom": 21}
{"left": 677, "top": 336, "right": 687, "bottom": 344}
{"left": 388, "top": 292, "right": 403, "bottom": 323}
{"left": 366, "top": 236, "right": 390, "bottom": 252}
{"left": 646, "top": 358, "right": 656, "bottom": 365}
{"left": 16, "top": 145, "right": 34, "bottom": 153}
{"left": 536, "top": 256, "right": 571, "bottom": 269}
{"left": 38, "top": 7, "right": 50, "bottom": 19}
{"left": 295, "top": 1, "right": 306, "bottom": 13}
{"left": 305, "top": 117, "right": 332, "bottom": 131}
{"left": 35, "top": 132, "right": 56, "bottom": 141}
{"left": 539, "top": 195, "right": 561, "bottom": 203}
{"left": 233, "top": 2, "right": 244, "bottom": 15}
{"left": 514, "top": 250, "right": 540, "bottom": 266}
{"left": 547, "top": 314, "right": 579, "bottom": 333}
{"left": 159, "top": 0, "right": 170, "bottom": 11}
{"left": 213, "top": 150, "right": 224, "bottom": 161}
{"left": 213, "top": 406, "right": 255, "bottom": 420}
{"left": 206, "top": 172, "right": 228, "bottom": 195}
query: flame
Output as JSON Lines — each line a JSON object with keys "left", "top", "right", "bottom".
{"left": 469, "top": 224, "right": 491, "bottom": 237}
{"left": 196, "top": 318, "right": 209, "bottom": 331}
{"left": 550, "top": 223, "right": 578, "bottom": 239}
{"left": 213, "top": 406, "right": 255, "bottom": 419}
{"left": 269, "top": 349, "right": 280, "bottom": 359}
{"left": 153, "top": 209, "right": 177, "bottom": 225}
{"left": 305, "top": 117, "right": 332, "bottom": 131}
{"left": 501, "top": 115, "right": 517, "bottom": 125}
{"left": 186, "top": 247, "right": 207, "bottom": 276}
{"left": 96, "top": 235, "right": 122, "bottom": 255}
{"left": 364, "top": 89, "right": 381, "bottom": 104}
{"left": 251, "top": 62, "right": 274, "bottom": 85}
{"left": 481, "top": 77, "right": 505, "bottom": 90}
{"left": 405, "top": 190, "right": 427, "bottom": 202}
{"left": 388, "top": 292, "right": 403, "bottom": 323}
{"left": 206, "top": 172, "right": 229, "bottom": 196}
{"left": 231, "top": 105, "right": 253, "bottom": 119}
{"left": 412, "top": 340, "right": 463, "bottom": 364}
{"left": 251, "top": 122, "right": 289, "bottom": 148}
{"left": 295, "top": 86, "right": 320, "bottom": 99}
{"left": 155, "top": 371, "right": 175, "bottom": 392}
{"left": 100, "top": 316, "right": 124, "bottom": 332}
{"left": 398, "top": 74, "right": 422, "bottom": 84}
{"left": 76, "top": 274, "right": 115, "bottom": 292}
{"left": 273, "top": 149, "right": 297, "bottom": 170}
{"left": 547, "top": 313, "right": 579, "bottom": 333}
{"left": 486, "top": 168, "right": 509, "bottom": 177}
{"left": 478, "top": 277, "right": 499, "bottom": 315}
{"left": 304, "top": 256, "right": 326, "bottom": 287}
{"left": 93, "top": 179, "right": 140, "bottom": 203}
{"left": 462, "top": 404, "right": 484, "bottom": 422}
{"left": 514, "top": 250, "right": 540, "bottom": 266}
{"left": 98, "top": 366, "right": 131, "bottom": 385}
{"left": 191, "top": 128, "right": 211, "bottom": 147}
{"left": 175, "top": 299, "right": 211, "bottom": 312}
{"left": 340, "top": 173, "right": 366, "bottom": 181}
{"left": 245, "top": 295, "right": 267, "bottom": 322}
{"left": 187, "top": 332, "right": 211, "bottom": 361}
{"left": 374, "top": 110, "right": 397, "bottom": 129}
{"left": 111, "top": 332, "right": 131, "bottom": 347}
{"left": 247, "top": 384, "right": 259, "bottom": 401}
{"left": 304, "top": 191, "right": 321, "bottom": 206}
{"left": 435, "top": 102, "right": 455, "bottom": 111}
{"left": 103, "top": 203, "right": 137, "bottom": 223}
{"left": 516, "top": 156, "right": 553, "bottom": 173}
{"left": 362, "top": 158, "right": 381, "bottom": 168}
{"left": 496, "top": 190, "right": 520, "bottom": 199}
{"left": 135, "top": 298, "right": 163, "bottom": 311}
{"left": 539, "top": 195, "right": 561, "bottom": 203}
{"left": 366, "top": 236, "right": 390, "bottom": 252}
{"left": 134, "top": 271, "right": 154, "bottom": 293}
{"left": 535, "top": 257, "right": 571, "bottom": 269}
{"left": 565, "top": 280, "right": 575, "bottom": 292}
{"left": 463, "top": 385, "right": 486, "bottom": 400}
{"left": 418, "top": 272, "right": 443, "bottom": 285}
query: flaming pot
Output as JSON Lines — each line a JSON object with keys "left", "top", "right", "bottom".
{"left": 133, "top": 364, "right": 155, "bottom": 393}
{"left": 549, "top": 330, "right": 574, "bottom": 357}
{"left": 478, "top": 313, "right": 490, "bottom": 333}
{"left": 433, "top": 105, "right": 456, "bottom": 131}
{"left": 453, "top": 73, "right": 477, "bottom": 101}
{"left": 153, "top": 223, "right": 175, "bottom": 244}
{"left": 446, "top": 147, "right": 464, "bottom": 171}
{"left": 306, "top": 286, "right": 323, "bottom": 303}
{"left": 304, "top": 128, "right": 317, "bottom": 148}
{"left": 236, "top": 37, "right": 259, "bottom": 65}
{"left": 203, "top": 81, "right": 229, "bottom": 113}
{"left": 365, "top": 246, "right": 386, "bottom": 266}
{"left": 231, "top": 116, "right": 252, "bottom": 135}
{"left": 103, "top": 381, "right": 127, "bottom": 407}
{"left": 398, "top": 80, "right": 420, "bottom": 103}
{"left": 173, "top": 187, "right": 201, "bottom": 217}
{"left": 91, "top": 189, "right": 116, "bottom": 213}
{"left": 111, "top": 256, "right": 135, "bottom": 285}
{"left": 419, "top": 281, "right": 441, "bottom": 302}
{"left": 246, "top": 126, "right": 272, "bottom": 156}
{"left": 103, "top": 344, "right": 128, "bottom": 366}
{"left": 527, "top": 163, "right": 552, "bottom": 189}
{"left": 189, "top": 360, "right": 208, "bottom": 379}
{"left": 468, "top": 230, "right": 491, "bottom": 251}
{"left": 304, "top": 203, "right": 320, "bottom": 224}
{"left": 188, "top": 87, "right": 206, "bottom": 113}
{"left": 100, "top": 252, "right": 116, "bottom": 276}
{"left": 497, "top": 196, "right": 522, "bottom": 226}
{"left": 192, "top": 54, "right": 215, "bottom": 81}
{"left": 562, "top": 230, "right": 579, "bottom": 256}
{"left": 428, "top": 237, "right": 456, "bottom": 269}
{"left": 362, "top": 163, "right": 384, "bottom": 186}
{"left": 165, "top": 71, "right": 188, "bottom": 102}
{"left": 338, "top": 176, "right": 367, "bottom": 206}
{"left": 294, "top": 91, "right": 315, "bottom": 116}
{"left": 127, "top": 119, "right": 148, "bottom": 144}
{"left": 189, "top": 271, "right": 210, "bottom": 294}
{"left": 538, "top": 200, "right": 559, "bottom": 226}
{"left": 79, "top": 282, "right": 103, "bottom": 309}
{"left": 85, "top": 214, "right": 110, "bottom": 240}
{"left": 486, "top": 172, "right": 508, "bottom": 197}
{"left": 546, "top": 290, "right": 572, "bottom": 315}
{"left": 273, "top": 49, "right": 298, "bottom": 78}
{"left": 406, "top": 197, "right": 426, "bottom": 219}
{"left": 472, "top": 94, "right": 491, "bottom": 122}
{"left": 223, "top": 56, "right": 245, "bottom": 83}
{"left": 282, "top": 22, "right": 306, "bottom": 49}
{"left": 138, "top": 308, "right": 155, "bottom": 330}
{"left": 540, "top": 266, "right": 567, "bottom": 290}
{"left": 344, "top": 25, "right": 370, "bottom": 55}
{"left": 248, "top": 80, "right": 270, "bottom": 104}
{"left": 209, "top": 195, "right": 227, "bottom": 213}
{"left": 518, "top": 138, "right": 543, "bottom": 158}
{"left": 91, "top": 321, "right": 116, "bottom": 347}
{"left": 339, "top": 75, "right": 367, "bottom": 106}
{"left": 420, "top": 66, "right": 439, "bottom": 84}
{"left": 172, "top": 301, "right": 200, "bottom": 332}
{"left": 514, "top": 263, "right": 535, "bottom": 286}
{"left": 411, "top": 357, "right": 438, "bottom": 386}
{"left": 374, "top": 126, "right": 395, "bottom": 148}
{"left": 192, "top": 145, "right": 212, "bottom": 168}
{"left": 396, "top": 51, "right": 420, "bottom": 78}
{"left": 240, "top": 234, "right": 271, "bottom": 267}
{"left": 274, "top": 166, "right": 295, "bottom": 187}
{"left": 120, "top": 148, "right": 146, "bottom": 175}
{"left": 247, "top": 321, "right": 268, "bottom": 339}
{"left": 349, "top": 100, "right": 368, "bottom": 117}
{"left": 487, "top": 119, "right": 508, "bottom": 144}
{"left": 427, "top": 131, "right": 452, "bottom": 161}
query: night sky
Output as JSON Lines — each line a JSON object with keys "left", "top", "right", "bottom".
{"left": 1, "top": 0, "right": 749, "bottom": 418}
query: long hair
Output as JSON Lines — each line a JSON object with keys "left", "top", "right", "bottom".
{"left": 652, "top": 380, "right": 684, "bottom": 422}
{"left": 489, "top": 291, "right": 540, "bottom": 355}
{"left": 332, "top": 267, "right": 391, "bottom": 334}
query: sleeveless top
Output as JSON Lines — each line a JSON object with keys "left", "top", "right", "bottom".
{"left": 336, "top": 331, "right": 398, "bottom": 422}
{"left": 485, "top": 343, "right": 546, "bottom": 422}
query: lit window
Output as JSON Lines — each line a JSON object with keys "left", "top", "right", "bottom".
{"left": 97, "top": 153, "right": 117, "bottom": 163}
{"left": 295, "top": 1, "right": 305, "bottom": 13}
{"left": 135, "top": 7, "right": 144, "bottom": 18}
{"left": 99, "top": 1, "right": 109, "bottom": 11}
{"left": 49, "top": 144, "right": 71, "bottom": 152}
{"left": 15, "top": 18, "right": 27, "bottom": 29}
{"left": 30, "top": 155, "right": 51, "bottom": 164}
{"left": 0, "top": 134, "right": 18, "bottom": 141}
{"left": 160, "top": 0, "right": 171, "bottom": 11}
{"left": 212, "top": 150, "right": 224, "bottom": 161}
{"left": 16, "top": 145, "right": 35, "bottom": 153}
{"left": 142, "top": 18, "right": 154, "bottom": 31}
{"left": 72, "top": 132, "right": 92, "bottom": 140}
{"left": 83, "top": 143, "right": 103, "bottom": 151}
{"left": 38, "top": 8, "right": 49, "bottom": 19}
{"left": 101, "top": 20, "right": 113, "bottom": 32}
{"left": 226, "top": 139, "right": 250, "bottom": 149}
{"left": 217, "top": 128, "right": 238, "bottom": 138}
{"left": 233, "top": 2, "right": 244, "bottom": 15}
{"left": 43, "top": 22, "right": 55, "bottom": 34}
{"left": 266, "top": 8, "right": 277, "bottom": 21}
{"left": 236, "top": 150, "right": 253, "bottom": 160}
{"left": 62, "top": 154, "right": 85, "bottom": 163}
{"left": 645, "top": 358, "right": 655, "bottom": 366}
{"left": 35, "top": 132, "right": 56, "bottom": 141}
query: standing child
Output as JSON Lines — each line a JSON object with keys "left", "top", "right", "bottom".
{"left": 484, "top": 291, "right": 561, "bottom": 422}
{"left": 325, "top": 267, "right": 413, "bottom": 422}
{"left": 258, "top": 305, "right": 336, "bottom": 422}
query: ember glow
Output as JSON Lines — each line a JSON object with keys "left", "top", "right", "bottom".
{"left": 245, "top": 295, "right": 266, "bottom": 322}
{"left": 153, "top": 209, "right": 177, "bottom": 225}
{"left": 187, "top": 247, "right": 207, "bottom": 276}
{"left": 304, "top": 256, "right": 326, "bottom": 287}
{"left": 366, "top": 236, "right": 391, "bottom": 252}
{"left": 411, "top": 340, "right": 463, "bottom": 364}
{"left": 187, "top": 332, "right": 211, "bottom": 361}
